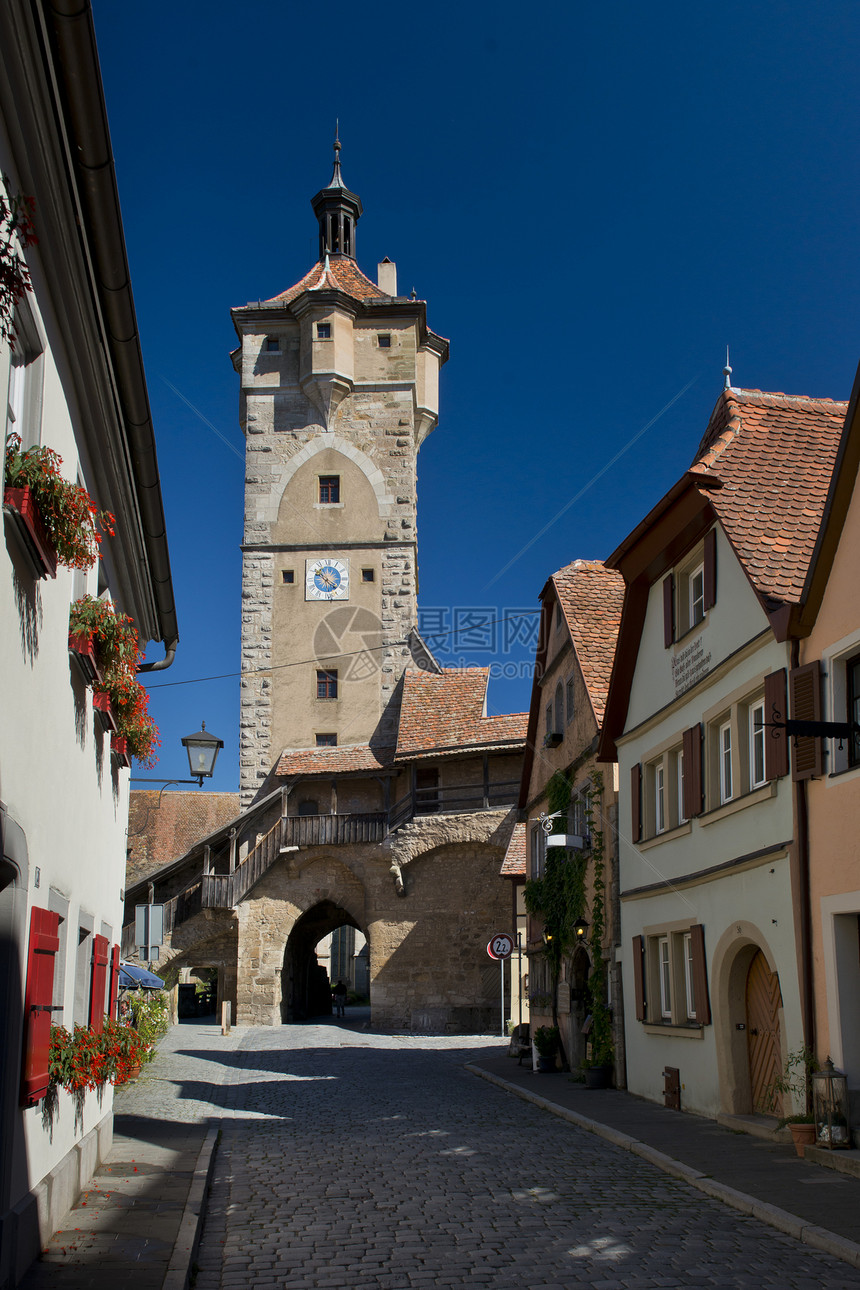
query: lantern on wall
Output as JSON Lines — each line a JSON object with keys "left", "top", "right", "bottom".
{"left": 812, "top": 1057, "right": 851, "bottom": 1149}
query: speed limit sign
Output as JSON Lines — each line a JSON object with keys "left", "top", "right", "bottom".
{"left": 487, "top": 933, "right": 514, "bottom": 960}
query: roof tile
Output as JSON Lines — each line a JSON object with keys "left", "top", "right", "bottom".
{"left": 550, "top": 561, "right": 625, "bottom": 723}
{"left": 691, "top": 388, "right": 848, "bottom": 605}
{"left": 267, "top": 256, "right": 388, "bottom": 306}
{"left": 395, "top": 668, "right": 528, "bottom": 760}
{"left": 275, "top": 743, "right": 396, "bottom": 777}
{"left": 500, "top": 822, "right": 527, "bottom": 877}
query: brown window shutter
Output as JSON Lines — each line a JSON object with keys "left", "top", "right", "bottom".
{"left": 764, "top": 669, "right": 789, "bottom": 779}
{"left": 682, "top": 723, "right": 703, "bottom": 817}
{"left": 790, "top": 660, "right": 822, "bottom": 781}
{"left": 690, "top": 923, "right": 711, "bottom": 1025}
{"left": 632, "top": 935, "right": 646, "bottom": 1021}
{"left": 631, "top": 763, "right": 642, "bottom": 841}
{"left": 89, "top": 934, "right": 110, "bottom": 1033}
{"left": 703, "top": 528, "right": 717, "bottom": 610}
{"left": 108, "top": 944, "right": 121, "bottom": 1020}
{"left": 663, "top": 574, "right": 675, "bottom": 648}
{"left": 21, "top": 907, "right": 60, "bottom": 1106}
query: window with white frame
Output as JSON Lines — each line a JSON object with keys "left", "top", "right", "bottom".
{"left": 689, "top": 564, "right": 705, "bottom": 629}
{"left": 658, "top": 937, "right": 672, "bottom": 1019}
{"left": 683, "top": 932, "right": 696, "bottom": 1021}
{"left": 640, "top": 926, "right": 709, "bottom": 1026}
{"left": 5, "top": 297, "right": 43, "bottom": 448}
{"left": 824, "top": 644, "right": 860, "bottom": 774}
{"left": 676, "top": 747, "right": 687, "bottom": 823}
{"left": 749, "top": 699, "right": 766, "bottom": 789}
{"left": 719, "top": 720, "right": 733, "bottom": 803}
{"left": 655, "top": 761, "right": 666, "bottom": 834}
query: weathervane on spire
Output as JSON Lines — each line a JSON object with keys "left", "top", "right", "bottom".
{"left": 330, "top": 120, "right": 344, "bottom": 187}
{"left": 723, "top": 345, "right": 732, "bottom": 390}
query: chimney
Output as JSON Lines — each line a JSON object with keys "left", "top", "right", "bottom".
{"left": 377, "top": 257, "right": 397, "bottom": 296}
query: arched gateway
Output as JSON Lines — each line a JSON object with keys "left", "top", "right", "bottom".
{"left": 282, "top": 901, "right": 363, "bottom": 1022}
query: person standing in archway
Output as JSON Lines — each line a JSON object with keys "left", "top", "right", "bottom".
{"left": 332, "top": 979, "right": 347, "bottom": 1018}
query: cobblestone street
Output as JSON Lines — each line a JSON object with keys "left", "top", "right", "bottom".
{"left": 171, "top": 1021, "right": 860, "bottom": 1290}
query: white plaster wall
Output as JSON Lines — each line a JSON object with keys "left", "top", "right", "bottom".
{"left": 626, "top": 526, "right": 772, "bottom": 731}
{"left": 2, "top": 263, "right": 127, "bottom": 1206}
{"left": 620, "top": 853, "right": 803, "bottom": 1117}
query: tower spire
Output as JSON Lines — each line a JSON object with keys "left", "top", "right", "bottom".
{"left": 311, "top": 126, "right": 363, "bottom": 260}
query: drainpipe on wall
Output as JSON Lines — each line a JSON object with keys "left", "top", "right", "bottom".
{"left": 791, "top": 637, "right": 816, "bottom": 1093}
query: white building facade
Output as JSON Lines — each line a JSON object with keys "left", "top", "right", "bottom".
{"left": 0, "top": 4, "right": 176, "bottom": 1283}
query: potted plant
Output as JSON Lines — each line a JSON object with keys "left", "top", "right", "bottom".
{"left": 765, "top": 1046, "right": 819, "bottom": 1157}
{"left": 533, "top": 1025, "right": 559, "bottom": 1072}
{"left": 4, "top": 434, "right": 114, "bottom": 577}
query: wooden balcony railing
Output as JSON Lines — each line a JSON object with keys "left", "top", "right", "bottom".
{"left": 282, "top": 812, "right": 387, "bottom": 848}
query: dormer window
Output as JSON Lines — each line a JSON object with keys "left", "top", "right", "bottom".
{"left": 663, "top": 529, "right": 716, "bottom": 648}
{"left": 317, "top": 323, "right": 331, "bottom": 339}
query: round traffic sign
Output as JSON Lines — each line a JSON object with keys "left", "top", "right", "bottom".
{"left": 487, "top": 933, "right": 514, "bottom": 960}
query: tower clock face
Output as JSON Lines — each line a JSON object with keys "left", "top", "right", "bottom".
{"left": 305, "top": 557, "right": 350, "bottom": 601}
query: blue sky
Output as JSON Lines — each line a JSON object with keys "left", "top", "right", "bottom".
{"left": 90, "top": 1, "right": 860, "bottom": 791}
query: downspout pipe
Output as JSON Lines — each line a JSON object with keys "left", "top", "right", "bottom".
{"left": 43, "top": 0, "right": 179, "bottom": 667}
{"left": 791, "top": 637, "right": 816, "bottom": 1075}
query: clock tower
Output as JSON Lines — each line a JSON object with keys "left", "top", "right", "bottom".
{"left": 232, "top": 139, "right": 449, "bottom": 805}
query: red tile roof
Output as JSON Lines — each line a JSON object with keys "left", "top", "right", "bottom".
{"left": 395, "top": 668, "right": 528, "bottom": 760}
{"left": 268, "top": 256, "right": 389, "bottom": 305}
{"left": 691, "top": 388, "right": 848, "bottom": 605}
{"left": 550, "top": 561, "right": 625, "bottom": 723}
{"left": 126, "top": 791, "right": 240, "bottom": 888}
{"left": 275, "top": 742, "right": 396, "bottom": 778}
{"left": 500, "top": 822, "right": 527, "bottom": 877}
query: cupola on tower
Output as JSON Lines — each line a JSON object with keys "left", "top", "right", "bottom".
{"left": 231, "top": 138, "right": 449, "bottom": 806}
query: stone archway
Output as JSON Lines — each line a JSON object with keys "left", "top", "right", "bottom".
{"left": 281, "top": 900, "right": 365, "bottom": 1023}
{"left": 711, "top": 921, "right": 785, "bottom": 1116}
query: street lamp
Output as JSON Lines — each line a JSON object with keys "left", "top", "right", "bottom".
{"left": 130, "top": 722, "right": 225, "bottom": 791}
{"left": 574, "top": 917, "right": 589, "bottom": 941}
{"left": 181, "top": 722, "right": 224, "bottom": 785}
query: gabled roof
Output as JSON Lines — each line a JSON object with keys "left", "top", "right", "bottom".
{"left": 267, "top": 255, "right": 390, "bottom": 305}
{"left": 500, "top": 822, "right": 527, "bottom": 878}
{"left": 518, "top": 561, "right": 624, "bottom": 809}
{"left": 275, "top": 742, "right": 396, "bottom": 778}
{"left": 127, "top": 791, "right": 240, "bottom": 889}
{"left": 394, "top": 668, "right": 528, "bottom": 761}
{"left": 599, "top": 384, "right": 848, "bottom": 759}
{"left": 692, "top": 388, "right": 847, "bottom": 606}
{"left": 551, "top": 561, "right": 625, "bottom": 725}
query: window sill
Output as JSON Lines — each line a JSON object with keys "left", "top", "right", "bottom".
{"left": 638, "top": 821, "right": 692, "bottom": 851}
{"left": 673, "top": 619, "right": 708, "bottom": 647}
{"left": 313, "top": 502, "right": 345, "bottom": 510}
{"left": 828, "top": 764, "right": 860, "bottom": 781}
{"left": 699, "top": 779, "right": 776, "bottom": 826}
{"left": 642, "top": 1022, "right": 704, "bottom": 1039}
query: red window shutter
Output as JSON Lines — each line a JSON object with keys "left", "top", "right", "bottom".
{"left": 631, "top": 763, "right": 642, "bottom": 842}
{"left": 790, "top": 660, "right": 822, "bottom": 781}
{"left": 689, "top": 923, "right": 711, "bottom": 1025}
{"left": 21, "top": 907, "right": 60, "bottom": 1106}
{"left": 703, "top": 528, "right": 717, "bottom": 611}
{"left": 764, "top": 669, "right": 789, "bottom": 780}
{"left": 663, "top": 575, "right": 675, "bottom": 648}
{"left": 89, "top": 934, "right": 110, "bottom": 1033}
{"left": 108, "top": 944, "right": 121, "bottom": 1020}
{"left": 632, "top": 935, "right": 646, "bottom": 1021}
{"left": 682, "top": 724, "right": 703, "bottom": 818}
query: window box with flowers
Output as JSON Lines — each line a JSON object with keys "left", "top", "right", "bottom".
{"left": 110, "top": 735, "right": 131, "bottom": 768}
{"left": 68, "top": 596, "right": 160, "bottom": 767}
{"left": 4, "top": 434, "right": 114, "bottom": 578}
{"left": 68, "top": 631, "right": 102, "bottom": 686}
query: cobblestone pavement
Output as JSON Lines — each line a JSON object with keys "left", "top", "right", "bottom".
{"left": 191, "top": 1023, "right": 860, "bottom": 1290}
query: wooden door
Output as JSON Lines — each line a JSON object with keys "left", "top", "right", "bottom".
{"left": 745, "top": 949, "right": 782, "bottom": 1114}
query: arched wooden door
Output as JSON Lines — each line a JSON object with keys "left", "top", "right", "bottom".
{"left": 745, "top": 949, "right": 782, "bottom": 1114}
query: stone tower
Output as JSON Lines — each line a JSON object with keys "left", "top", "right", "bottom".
{"left": 232, "top": 139, "right": 448, "bottom": 806}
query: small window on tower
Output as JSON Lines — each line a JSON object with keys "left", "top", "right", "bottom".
{"left": 316, "top": 733, "right": 337, "bottom": 747}
{"left": 265, "top": 335, "right": 280, "bottom": 352}
{"left": 362, "top": 568, "right": 375, "bottom": 583}
{"left": 282, "top": 569, "right": 295, "bottom": 584}
{"left": 377, "top": 334, "right": 391, "bottom": 348}
{"left": 319, "top": 476, "right": 340, "bottom": 504}
{"left": 317, "top": 669, "right": 338, "bottom": 699}
{"left": 317, "top": 323, "right": 331, "bottom": 339}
